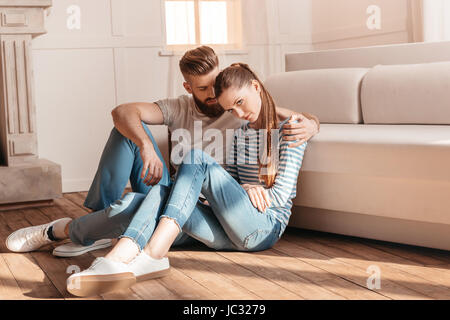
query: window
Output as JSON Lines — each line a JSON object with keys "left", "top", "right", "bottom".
{"left": 163, "top": 0, "right": 243, "bottom": 51}
{"left": 423, "top": 0, "right": 450, "bottom": 41}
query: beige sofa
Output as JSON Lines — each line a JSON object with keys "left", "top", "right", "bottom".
{"left": 264, "top": 41, "right": 450, "bottom": 251}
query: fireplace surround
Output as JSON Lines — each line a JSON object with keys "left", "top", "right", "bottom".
{"left": 0, "top": 0, "right": 61, "bottom": 210}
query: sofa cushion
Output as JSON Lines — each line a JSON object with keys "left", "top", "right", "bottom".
{"left": 361, "top": 61, "right": 450, "bottom": 124}
{"left": 264, "top": 68, "right": 369, "bottom": 124}
{"left": 294, "top": 124, "right": 450, "bottom": 225}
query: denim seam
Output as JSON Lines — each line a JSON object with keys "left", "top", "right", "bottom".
{"left": 134, "top": 227, "right": 152, "bottom": 247}
{"left": 179, "top": 165, "right": 202, "bottom": 215}
{"left": 163, "top": 164, "right": 202, "bottom": 228}
{"left": 132, "top": 208, "right": 160, "bottom": 243}
{"left": 127, "top": 187, "right": 169, "bottom": 244}
{"left": 124, "top": 226, "right": 144, "bottom": 234}
{"left": 243, "top": 229, "right": 274, "bottom": 249}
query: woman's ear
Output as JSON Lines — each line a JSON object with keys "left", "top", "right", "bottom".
{"left": 252, "top": 80, "right": 261, "bottom": 94}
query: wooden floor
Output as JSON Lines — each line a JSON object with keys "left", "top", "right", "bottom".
{"left": 1, "top": 192, "right": 450, "bottom": 300}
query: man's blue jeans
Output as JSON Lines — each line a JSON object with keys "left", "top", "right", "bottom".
{"left": 83, "top": 123, "right": 171, "bottom": 211}
{"left": 70, "top": 125, "right": 281, "bottom": 251}
{"left": 72, "top": 124, "right": 208, "bottom": 248}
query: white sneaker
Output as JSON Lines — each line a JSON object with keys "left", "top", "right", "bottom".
{"left": 128, "top": 252, "right": 171, "bottom": 282}
{"left": 66, "top": 257, "right": 135, "bottom": 297}
{"left": 5, "top": 218, "right": 71, "bottom": 253}
{"left": 53, "top": 239, "right": 113, "bottom": 257}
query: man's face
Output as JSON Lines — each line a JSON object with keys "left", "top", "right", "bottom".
{"left": 183, "top": 67, "right": 224, "bottom": 118}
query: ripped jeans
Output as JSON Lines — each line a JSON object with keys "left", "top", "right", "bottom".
{"left": 70, "top": 149, "right": 282, "bottom": 252}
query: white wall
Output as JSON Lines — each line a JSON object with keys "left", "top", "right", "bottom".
{"left": 311, "top": 0, "right": 413, "bottom": 50}
{"left": 32, "top": 0, "right": 313, "bottom": 192}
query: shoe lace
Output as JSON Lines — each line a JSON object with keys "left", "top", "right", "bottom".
{"left": 24, "top": 226, "right": 50, "bottom": 247}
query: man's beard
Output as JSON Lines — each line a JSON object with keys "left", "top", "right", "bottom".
{"left": 193, "top": 94, "right": 225, "bottom": 118}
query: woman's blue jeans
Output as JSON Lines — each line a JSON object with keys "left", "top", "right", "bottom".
{"left": 120, "top": 149, "right": 282, "bottom": 251}
{"left": 69, "top": 125, "right": 281, "bottom": 252}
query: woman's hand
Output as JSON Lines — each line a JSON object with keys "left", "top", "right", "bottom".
{"left": 242, "top": 184, "right": 271, "bottom": 213}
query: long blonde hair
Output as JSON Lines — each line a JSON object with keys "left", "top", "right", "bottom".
{"left": 214, "top": 63, "right": 279, "bottom": 187}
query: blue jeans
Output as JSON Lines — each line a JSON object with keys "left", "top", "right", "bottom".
{"left": 72, "top": 124, "right": 202, "bottom": 248}
{"left": 70, "top": 125, "right": 281, "bottom": 251}
{"left": 83, "top": 124, "right": 171, "bottom": 211}
{"left": 119, "top": 149, "right": 282, "bottom": 252}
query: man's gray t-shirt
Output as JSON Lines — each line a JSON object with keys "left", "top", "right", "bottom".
{"left": 155, "top": 95, "right": 246, "bottom": 171}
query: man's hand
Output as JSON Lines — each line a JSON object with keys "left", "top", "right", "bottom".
{"left": 140, "top": 142, "right": 163, "bottom": 186}
{"left": 282, "top": 114, "right": 318, "bottom": 148}
{"left": 111, "top": 102, "right": 166, "bottom": 186}
{"left": 242, "top": 184, "right": 271, "bottom": 213}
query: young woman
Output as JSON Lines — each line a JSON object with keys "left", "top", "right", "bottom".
{"left": 63, "top": 63, "right": 308, "bottom": 296}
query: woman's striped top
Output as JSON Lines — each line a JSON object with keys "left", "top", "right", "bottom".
{"left": 225, "top": 119, "right": 307, "bottom": 236}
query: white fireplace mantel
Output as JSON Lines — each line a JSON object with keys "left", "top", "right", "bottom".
{"left": 0, "top": 0, "right": 61, "bottom": 210}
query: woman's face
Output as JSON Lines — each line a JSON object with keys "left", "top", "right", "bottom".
{"left": 217, "top": 80, "right": 262, "bottom": 124}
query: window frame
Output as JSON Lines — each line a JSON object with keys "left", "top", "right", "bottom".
{"left": 162, "top": 0, "right": 243, "bottom": 52}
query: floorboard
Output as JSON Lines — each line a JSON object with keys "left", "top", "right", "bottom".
{"left": 1, "top": 192, "right": 449, "bottom": 300}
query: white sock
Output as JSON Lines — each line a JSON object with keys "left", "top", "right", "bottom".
{"left": 52, "top": 218, "right": 72, "bottom": 239}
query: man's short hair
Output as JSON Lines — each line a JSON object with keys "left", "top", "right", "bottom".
{"left": 179, "top": 46, "right": 219, "bottom": 80}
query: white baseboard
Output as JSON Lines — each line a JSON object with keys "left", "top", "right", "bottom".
{"left": 289, "top": 206, "right": 450, "bottom": 252}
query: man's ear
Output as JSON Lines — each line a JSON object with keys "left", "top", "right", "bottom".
{"left": 183, "top": 82, "right": 193, "bottom": 94}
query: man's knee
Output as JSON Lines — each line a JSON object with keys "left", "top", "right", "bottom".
{"left": 110, "top": 127, "right": 126, "bottom": 141}
{"left": 108, "top": 192, "right": 146, "bottom": 218}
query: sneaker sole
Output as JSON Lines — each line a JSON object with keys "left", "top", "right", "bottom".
{"left": 53, "top": 241, "right": 113, "bottom": 257}
{"left": 67, "top": 272, "right": 136, "bottom": 297}
{"left": 136, "top": 267, "right": 171, "bottom": 282}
